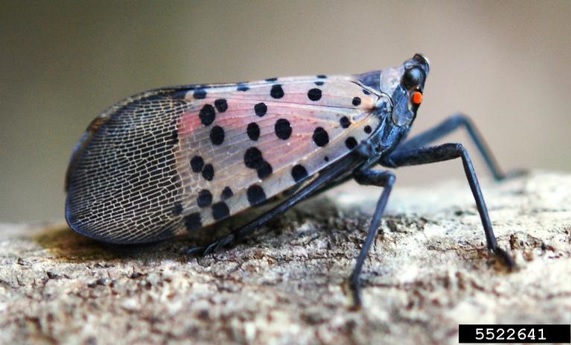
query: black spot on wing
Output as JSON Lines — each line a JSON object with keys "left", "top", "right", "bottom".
{"left": 340, "top": 116, "right": 351, "bottom": 129}
{"left": 244, "top": 147, "right": 273, "bottom": 180}
{"left": 237, "top": 83, "right": 249, "bottom": 92}
{"left": 307, "top": 88, "right": 322, "bottom": 101}
{"left": 209, "top": 126, "right": 225, "bottom": 145}
{"left": 190, "top": 155, "right": 204, "bottom": 173}
{"left": 345, "top": 137, "right": 358, "bottom": 150}
{"left": 212, "top": 202, "right": 230, "bottom": 220}
{"left": 184, "top": 213, "right": 202, "bottom": 231}
{"left": 214, "top": 99, "right": 228, "bottom": 112}
{"left": 312, "top": 127, "right": 329, "bottom": 147}
{"left": 247, "top": 122, "right": 260, "bottom": 141}
{"left": 254, "top": 103, "right": 267, "bottom": 117}
{"left": 291, "top": 164, "right": 308, "bottom": 183}
{"left": 172, "top": 202, "right": 183, "bottom": 216}
{"left": 247, "top": 184, "right": 266, "bottom": 206}
{"left": 221, "top": 186, "right": 233, "bottom": 200}
{"left": 274, "top": 119, "right": 292, "bottom": 140}
{"left": 199, "top": 105, "right": 215, "bottom": 126}
{"left": 270, "top": 84, "right": 284, "bottom": 99}
{"left": 197, "top": 189, "right": 213, "bottom": 208}
{"left": 202, "top": 164, "right": 214, "bottom": 181}
{"left": 193, "top": 88, "right": 207, "bottom": 99}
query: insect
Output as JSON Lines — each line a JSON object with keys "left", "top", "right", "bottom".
{"left": 65, "top": 54, "right": 515, "bottom": 306}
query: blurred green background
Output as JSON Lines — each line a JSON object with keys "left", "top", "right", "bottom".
{"left": 1, "top": 1, "right": 570, "bottom": 223}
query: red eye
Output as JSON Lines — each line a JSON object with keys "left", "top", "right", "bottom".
{"left": 411, "top": 91, "right": 423, "bottom": 106}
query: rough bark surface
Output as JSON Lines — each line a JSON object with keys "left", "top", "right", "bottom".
{"left": 1, "top": 171, "right": 570, "bottom": 345}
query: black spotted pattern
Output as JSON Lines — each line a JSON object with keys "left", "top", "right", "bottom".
{"left": 193, "top": 88, "right": 207, "bottom": 99}
{"left": 197, "top": 189, "right": 213, "bottom": 207}
{"left": 202, "top": 164, "right": 214, "bottom": 181}
{"left": 257, "top": 161, "right": 273, "bottom": 179}
{"left": 199, "top": 105, "right": 215, "bottom": 126}
{"left": 172, "top": 202, "right": 183, "bottom": 216}
{"left": 172, "top": 90, "right": 188, "bottom": 99}
{"left": 270, "top": 84, "right": 284, "bottom": 99}
{"left": 210, "top": 125, "right": 225, "bottom": 145}
{"left": 291, "top": 164, "right": 308, "bottom": 183}
{"left": 190, "top": 155, "right": 204, "bottom": 173}
{"left": 212, "top": 202, "right": 230, "bottom": 220}
{"left": 345, "top": 137, "right": 358, "bottom": 150}
{"left": 307, "top": 88, "right": 322, "bottom": 101}
{"left": 244, "top": 147, "right": 264, "bottom": 169}
{"left": 315, "top": 75, "right": 326, "bottom": 86}
{"left": 185, "top": 213, "right": 202, "bottom": 231}
{"left": 221, "top": 186, "right": 233, "bottom": 200}
{"left": 247, "top": 122, "right": 260, "bottom": 141}
{"left": 214, "top": 99, "right": 228, "bottom": 112}
{"left": 364, "top": 125, "right": 372, "bottom": 134}
{"left": 247, "top": 184, "right": 266, "bottom": 206}
{"left": 352, "top": 97, "right": 361, "bottom": 106}
{"left": 340, "top": 116, "right": 351, "bottom": 129}
{"left": 274, "top": 119, "right": 292, "bottom": 140}
{"left": 244, "top": 147, "right": 273, "bottom": 180}
{"left": 254, "top": 102, "right": 267, "bottom": 117}
{"left": 237, "top": 83, "right": 249, "bottom": 92}
{"left": 312, "top": 127, "right": 329, "bottom": 147}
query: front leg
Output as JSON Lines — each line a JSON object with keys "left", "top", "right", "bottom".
{"left": 396, "top": 113, "right": 523, "bottom": 181}
{"left": 349, "top": 169, "right": 396, "bottom": 307}
{"left": 383, "top": 143, "right": 514, "bottom": 267}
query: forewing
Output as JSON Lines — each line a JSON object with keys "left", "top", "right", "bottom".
{"left": 65, "top": 75, "right": 382, "bottom": 243}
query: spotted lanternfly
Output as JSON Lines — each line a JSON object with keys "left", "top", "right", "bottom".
{"left": 65, "top": 54, "right": 515, "bottom": 306}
